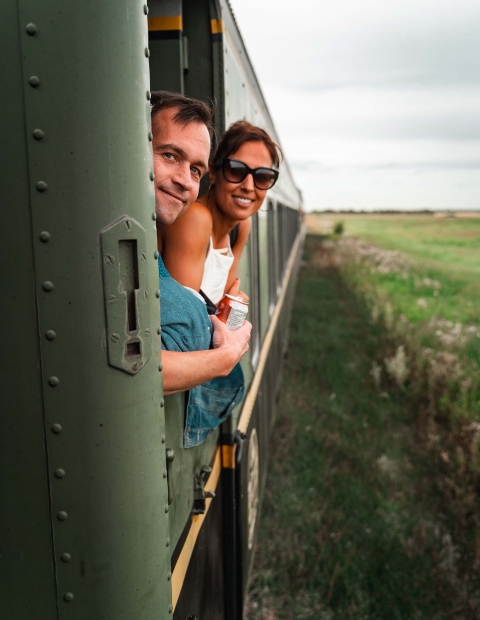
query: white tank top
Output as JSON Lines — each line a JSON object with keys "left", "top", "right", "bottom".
{"left": 200, "top": 236, "right": 234, "bottom": 305}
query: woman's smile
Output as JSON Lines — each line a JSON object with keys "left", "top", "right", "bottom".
{"left": 232, "top": 195, "right": 254, "bottom": 206}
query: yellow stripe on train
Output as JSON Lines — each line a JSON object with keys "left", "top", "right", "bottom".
{"left": 210, "top": 18, "right": 223, "bottom": 34}
{"left": 148, "top": 15, "right": 182, "bottom": 32}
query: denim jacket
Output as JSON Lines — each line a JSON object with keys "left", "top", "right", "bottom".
{"left": 158, "top": 256, "right": 245, "bottom": 448}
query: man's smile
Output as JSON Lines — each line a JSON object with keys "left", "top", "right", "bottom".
{"left": 158, "top": 186, "right": 186, "bottom": 205}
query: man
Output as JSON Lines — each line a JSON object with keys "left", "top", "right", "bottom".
{"left": 151, "top": 91, "right": 251, "bottom": 396}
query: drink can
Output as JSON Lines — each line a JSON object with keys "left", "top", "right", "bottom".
{"left": 215, "top": 294, "right": 249, "bottom": 330}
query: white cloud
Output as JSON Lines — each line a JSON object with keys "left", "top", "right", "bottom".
{"left": 229, "top": 0, "right": 480, "bottom": 210}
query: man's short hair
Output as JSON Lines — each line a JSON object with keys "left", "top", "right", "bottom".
{"left": 150, "top": 90, "right": 214, "bottom": 140}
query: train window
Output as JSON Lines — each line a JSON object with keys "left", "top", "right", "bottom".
{"left": 249, "top": 212, "right": 261, "bottom": 368}
{"left": 267, "top": 199, "right": 276, "bottom": 316}
{"left": 276, "top": 203, "right": 286, "bottom": 292}
{"left": 275, "top": 204, "right": 281, "bottom": 294}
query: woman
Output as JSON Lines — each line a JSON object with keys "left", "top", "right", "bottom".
{"left": 159, "top": 121, "right": 282, "bottom": 305}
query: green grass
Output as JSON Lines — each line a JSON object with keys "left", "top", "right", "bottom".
{"left": 246, "top": 235, "right": 480, "bottom": 620}
{"left": 339, "top": 215, "right": 480, "bottom": 327}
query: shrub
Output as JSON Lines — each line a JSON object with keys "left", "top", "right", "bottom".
{"left": 333, "top": 221, "right": 344, "bottom": 235}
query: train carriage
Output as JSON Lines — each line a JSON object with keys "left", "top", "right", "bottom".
{"left": 1, "top": 1, "right": 303, "bottom": 619}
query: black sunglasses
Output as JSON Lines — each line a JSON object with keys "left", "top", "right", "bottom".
{"left": 215, "top": 158, "right": 279, "bottom": 190}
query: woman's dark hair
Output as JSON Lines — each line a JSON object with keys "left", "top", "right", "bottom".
{"left": 150, "top": 90, "right": 214, "bottom": 139}
{"left": 213, "top": 120, "right": 282, "bottom": 169}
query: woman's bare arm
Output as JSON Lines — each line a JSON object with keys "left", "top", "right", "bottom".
{"left": 161, "top": 201, "right": 212, "bottom": 291}
{"left": 225, "top": 218, "right": 251, "bottom": 294}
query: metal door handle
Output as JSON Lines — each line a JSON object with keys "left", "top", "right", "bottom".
{"left": 166, "top": 449, "right": 175, "bottom": 505}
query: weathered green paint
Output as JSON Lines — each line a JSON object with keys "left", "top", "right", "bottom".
{"left": 0, "top": 1, "right": 171, "bottom": 618}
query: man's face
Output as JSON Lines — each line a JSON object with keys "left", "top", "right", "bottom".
{"left": 152, "top": 107, "right": 210, "bottom": 226}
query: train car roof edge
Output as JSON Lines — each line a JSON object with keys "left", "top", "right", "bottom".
{"left": 222, "top": 0, "right": 303, "bottom": 206}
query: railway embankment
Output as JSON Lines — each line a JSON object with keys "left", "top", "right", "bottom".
{"left": 246, "top": 227, "right": 480, "bottom": 619}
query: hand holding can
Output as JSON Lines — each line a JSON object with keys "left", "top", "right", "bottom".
{"left": 215, "top": 294, "right": 249, "bottom": 330}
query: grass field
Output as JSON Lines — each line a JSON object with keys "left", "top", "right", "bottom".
{"left": 246, "top": 219, "right": 480, "bottom": 620}
{"left": 309, "top": 214, "right": 480, "bottom": 328}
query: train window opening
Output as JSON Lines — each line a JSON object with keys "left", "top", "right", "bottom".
{"left": 119, "top": 240, "right": 139, "bottom": 333}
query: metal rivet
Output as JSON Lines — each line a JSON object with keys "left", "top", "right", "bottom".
{"left": 165, "top": 505, "right": 169, "bottom": 513}
{"left": 26, "top": 23, "right": 37, "bottom": 35}
{"left": 131, "top": 362, "right": 139, "bottom": 372}
{"left": 29, "top": 75, "right": 40, "bottom": 87}
{"left": 168, "top": 604, "right": 173, "bottom": 613}
{"left": 36, "top": 181, "right": 48, "bottom": 192}
{"left": 161, "top": 434, "right": 166, "bottom": 443}
{"left": 43, "top": 281, "right": 54, "bottom": 291}
{"left": 61, "top": 552, "right": 71, "bottom": 563}
{"left": 52, "top": 423, "right": 62, "bottom": 434}
{"left": 145, "top": 328, "right": 151, "bottom": 336}
{"left": 124, "top": 219, "right": 132, "bottom": 231}
{"left": 104, "top": 254, "right": 115, "bottom": 265}
{"left": 64, "top": 592, "right": 74, "bottom": 602}
{"left": 57, "top": 511, "right": 68, "bottom": 521}
{"left": 163, "top": 470, "right": 167, "bottom": 478}
{"left": 146, "top": 90, "right": 151, "bottom": 100}
{"left": 154, "top": 250, "right": 159, "bottom": 259}
{"left": 148, "top": 132, "right": 153, "bottom": 141}
{"left": 160, "top": 398, "right": 164, "bottom": 408}
{"left": 149, "top": 172, "right": 154, "bottom": 181}
{"left": 110, "top": 333, "right": 119, "bottom": 343}
{"left": 166, "top": 537, "right": 170, "bottom": 547}
{"left": 155, "top": 289, "right": 160, "bottom": 298}
{"left": 39, "top": 231, "right": 51, "bottom": 242}
{"left": 55, "top": 468, "right": 66, "bottom": 479}
{"left": 145, "top": 47, "right": 150, "bottom": 58}
{"left": 157, "top": 326, "right": 161, "bottom": 335}
{"left": 45, "top": 330, "right": 56, "bottom": 340}
{"left": 48, "top": 376, "right": 59, "bottom": 387}
{"left": 33, "top": 129, "right": 44, "bottom": 140}
{"left": 152, "top": 212, "right": 156, "bottom": 221}
{"left": 143, "top": 4, "right": 148, "bottom": 15}
{"left": 167, "top": 571, "right": 172, "bottom": 581}
{"left": 158, "top": 363, "right": 163, "bottom": 372}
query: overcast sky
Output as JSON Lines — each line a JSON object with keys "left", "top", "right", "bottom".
{"left": 230, "top": 0, "right": 480, "bottom": 211}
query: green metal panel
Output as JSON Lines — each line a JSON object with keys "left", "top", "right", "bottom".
{"left": 183, "top": 0, "right": 214, "bottom": 108}
{"left": 0, "top": 3, "right": 57, "bottom": 618}
{"left": 149, "top": 0, "right": 184, "bottom": 94}
{"left": 1, "top": 1, "right": 171, "bottom": 619}
{"left": 164, "top": 395, "right": 220, "bottom": 551}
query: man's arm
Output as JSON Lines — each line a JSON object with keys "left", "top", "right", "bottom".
{"left": 161, "top": 315, "right": 251, "bottom": 395}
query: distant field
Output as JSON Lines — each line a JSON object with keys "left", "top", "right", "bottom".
{"left": 311, "top": 214, "right": 480, "bottom": 424}
{"left": 307, "top": 213, "right": 480, "bottom": 328}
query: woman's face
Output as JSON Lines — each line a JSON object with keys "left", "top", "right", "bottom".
{"left": 210, "top": 141, "right": 273, "bottom": 222}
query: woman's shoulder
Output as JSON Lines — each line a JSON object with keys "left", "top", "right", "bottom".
{"left": 178, "top": 199, "right": 212, "bottom": 230}
{"left": 167, "top": 199, "right": 212, "bottom": 240}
